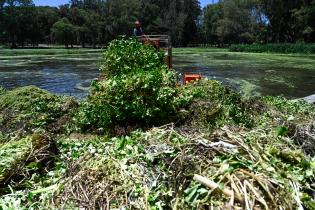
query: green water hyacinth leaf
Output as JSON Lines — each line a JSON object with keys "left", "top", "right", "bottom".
{"left": 276, "top": 126, "right": 288, "bottom": 136}
{"left": 184, "top": 184, "right": 208, "bottom": 205}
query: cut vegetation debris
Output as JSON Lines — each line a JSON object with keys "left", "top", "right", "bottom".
{"left": 51, "top": 125, "right": 315, "bottom": 209}
{"left": 0, "top": 86, "right": 78, "bottom": 140}
{"left": 0, "top": 38, "right": 314, "bottom": 209}
{"left": 1, "top": 122, "right": 315, "bottom": 209}
{"left": 0, "top": 134, "right": 54, "bottom": 187}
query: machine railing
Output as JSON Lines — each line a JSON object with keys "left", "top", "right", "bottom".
{"left": 136, "top": 35, "right": 202, "bottom": 84}
{"left": 137, "top": 35, "right": 171, "bottom": 48}
{"left": 136, "top": 35, "right": 172, "bottom": 68}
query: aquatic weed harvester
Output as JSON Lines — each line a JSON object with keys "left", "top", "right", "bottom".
{"left": 137, "top": 35, "right": 202, "bottom": 84}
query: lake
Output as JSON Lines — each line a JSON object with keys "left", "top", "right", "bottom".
{"left": 0, "top": 48, "right": 314, "bottom": 99}
{"left": 0, "top": 49, "right": 100, "bottom": 98}
{"left": 174, "top": 48, "right": 315, "bottom": 98}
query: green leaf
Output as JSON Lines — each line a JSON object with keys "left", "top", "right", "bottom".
{"left": 276, "top": 126, "right": 288, "bottom": 137}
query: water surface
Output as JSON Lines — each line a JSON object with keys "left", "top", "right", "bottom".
{"left": 0, "top": 50, "right": 100, "bottom": 98}
{"left": 174, "top": 49, "right": 315, "bottom": 98}
{"left": 0, "top": 48, "right": 314, "bottom": 99}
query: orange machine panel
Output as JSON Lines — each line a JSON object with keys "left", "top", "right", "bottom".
{"left": 184, "top": 73, "right": 202, "bottom": 84}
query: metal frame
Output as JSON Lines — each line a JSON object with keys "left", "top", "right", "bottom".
{"left": 136, "top": 35, "right": 172, "bottom": 68}
{"left": 136, "top": 35, "right": 171, "bottom": 48}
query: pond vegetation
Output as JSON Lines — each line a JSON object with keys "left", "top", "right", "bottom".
{"left": 174, "top": 48, "right": 315, "bottom": 98}
{"left": 230, "top": 43, "right": 315, "bottom": 54}
{"left": 1, "top": 47, "right": 314, "bottom": 99}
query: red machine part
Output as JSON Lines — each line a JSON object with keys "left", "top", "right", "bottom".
{"left": 184, "top": 73, "right": 202, "bottom": 84}
{"left": 138, "top": 36, "right": 202, "bottom": 83}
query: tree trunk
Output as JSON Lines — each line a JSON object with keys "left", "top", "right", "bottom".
{"left": 10, "top": 35, "right": 16, "bottom": 49}
{"left": 92, "top": 36, "right": 96, "bottom": 48}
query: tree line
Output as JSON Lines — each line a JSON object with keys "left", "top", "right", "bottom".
{"left": 0, "top": 0, "right": 314, "bottom": 48}
{"left": 0, "top": 0, "right": 201, "bottom": 48}
{"left": 202, "top": 0, "right": 315, "bottom": 45}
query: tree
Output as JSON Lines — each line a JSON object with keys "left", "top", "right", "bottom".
{"left": 1, "top": 0, "right": 34, "bottom": 48}
{"left": 307, "top": 0, "right": 315, "bottom": 41}
{"left": 51, "top": 18, "right": 76, "bottom": 48}
{"left": 261, "top": 0, "right": 306, "bottom": 42}
{"left": 202, "top": 3, "right": 223, "bottom": 44}
{"left": 16, "top": 5, "right": 39, "bottom": 46}
{"left": 36, "top": 7, "right": 60, "bottom": 44}
{"left": 1, "top": 0, "right": 315, "bottom": 47}
{"left": 69, "top": 7, "right": 89, "bottom": 47}
{"left": 102, "top": 0, "right": 140, "bottom": 41}
{"left": 182, "top": 0, "right": 201, "bottom": 45}
{"left": 84, "top": 12, "right": 101, "bottom": 48}
{"left": 202, "top": 0, "right": 268, "bottom": 45}
{"left": 138, "top": 0, "right": 163, "bottom": 33}
{"left": 216, "top": 0, "right": 262, "bottom": 44}
{"left": 290, "top": 0, "right": 315, "bottom": 42}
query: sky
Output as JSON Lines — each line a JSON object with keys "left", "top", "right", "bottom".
{"left": 33, "top": 0, "right": 217, "bottom": 7}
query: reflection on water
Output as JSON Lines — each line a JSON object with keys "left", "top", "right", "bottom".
{"left": 0, "top": 50, "right": 314, "bottom": 99}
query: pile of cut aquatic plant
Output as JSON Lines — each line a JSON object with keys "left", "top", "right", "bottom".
{"left": 51, "top": 122, "right": 315, "bottom": 209}
{"left": 0, "top": 86, "right": 77, "bottom": 141}
{"left": 0, "top": 38, "right": 315, "bottom": 209}
{"left": 0, "top": 134, "right": 54, "bottom": 187}
{"left": 76, "top": 38, "right": 178, "bottom": 134}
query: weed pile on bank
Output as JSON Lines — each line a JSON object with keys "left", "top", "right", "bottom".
{"left": 76, "top": 38, "right": 256, "bottom": 134}
{"left": 52, "top": 123, "right": 315, "bottom": 209}
{"left": 175, "top": 79, "right": 254, "bottom": 129}
{"left": 0, "top": 134, "right": 54, "bottom": 186}
{"left": 0, "top": 86, "right": 77, "bottom": 142}
{"left": 0, "top": 38, "right": 314, "bottom": 209}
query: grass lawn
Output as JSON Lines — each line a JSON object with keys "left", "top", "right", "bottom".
{"left": 0, "top": 48, "right": 102, "bottom": 57}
